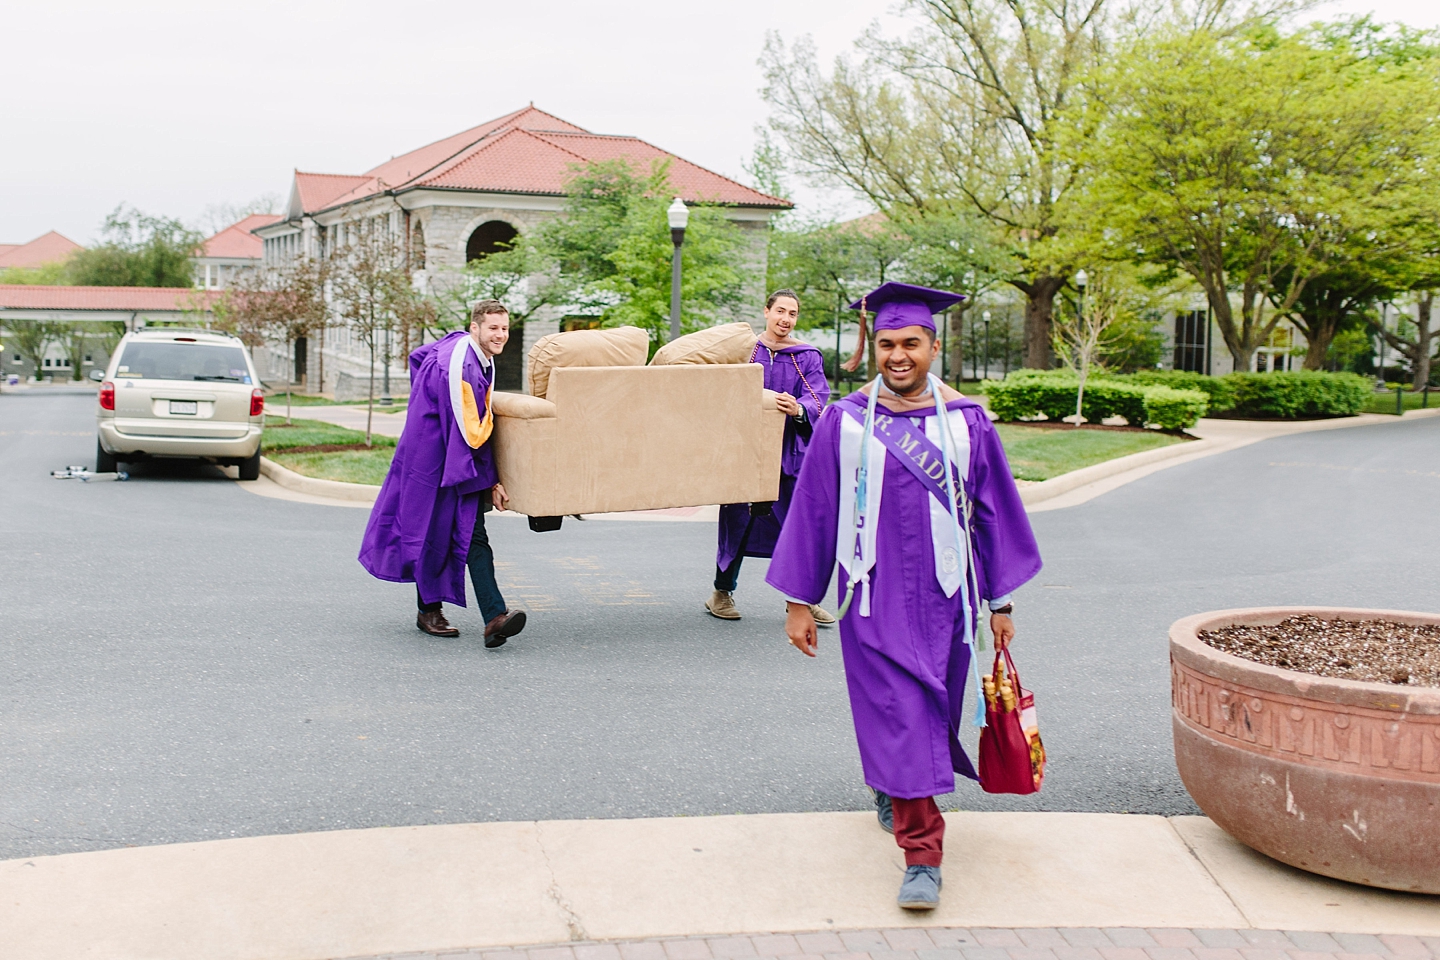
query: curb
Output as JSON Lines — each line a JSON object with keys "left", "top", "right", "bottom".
{"left": 258, "top": 457, "right": 379, "bottom": 503}
{"left": 1018, "top": 436, "right": 1209, "bottom": 506}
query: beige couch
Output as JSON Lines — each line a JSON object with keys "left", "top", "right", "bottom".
{"left": 491, "top": 363, "right": 784, "bottom": 518}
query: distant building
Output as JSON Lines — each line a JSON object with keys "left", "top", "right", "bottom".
{"left": 0, "top": 231, "right": 83, "bottom": 271}
{"left": 193, "top": 214, "right": 281, "bottom": 290}
{"left": 0, "top": 285, "right": 216, "bottom": 382}
{"left": 255, "top": 104, "right": 790, "bottom": 395}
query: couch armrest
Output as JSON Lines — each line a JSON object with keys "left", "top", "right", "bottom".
{"left": 493, "top": 392, "right": 557, "bottom": 419}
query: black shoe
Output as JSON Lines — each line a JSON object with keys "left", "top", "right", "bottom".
{"left": 483, "top": 610, "right": 526, "bottom": 648}
{"left": 874, "top": 789, "right": 893, "bottom": 834}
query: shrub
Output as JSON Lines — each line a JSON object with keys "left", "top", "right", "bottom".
{"left": 1223, "top": 371, "right": 1370, "bottom": 419}
{"left": 1142, "top": 386, "right": 1210, "bottom": 431}
{"left": 986, "top": 372, "right": 1207, "bottom": 430}
{"left": 1116, "top": 370, "right": 1236, "bottom": 412}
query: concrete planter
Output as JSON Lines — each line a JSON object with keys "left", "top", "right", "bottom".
{"left": 1170, "top": 607, "right": 1440, "bottom": 893}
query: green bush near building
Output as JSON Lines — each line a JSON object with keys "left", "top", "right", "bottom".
{"left": 1223, "top": 372, "right": 1370, "bottom": 419}
{"left": 988, "top": 368, "right": 1373, "bottom": 424}
{"left": 987, "top": 370, "right": 1208, "bottom": 431}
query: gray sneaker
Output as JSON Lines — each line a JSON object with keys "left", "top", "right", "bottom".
{"left": 897, "top": 864, "right": 942, "bottom": 910}
{"left": 873, "top": 789, "right": 893, "bottom": 833}
{"left": 706, "top": 590, "right": 741, "bottom": 620}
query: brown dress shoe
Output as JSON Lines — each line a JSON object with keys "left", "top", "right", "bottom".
{"left": 417, "top": 609, "right": 459, "bottom": 637}
{"left": 483, "top": 610, "right": 527, "bottom": 648}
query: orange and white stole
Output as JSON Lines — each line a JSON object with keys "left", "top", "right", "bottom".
{"left": 448, "top": 335, "right": 493, "bottom": 449}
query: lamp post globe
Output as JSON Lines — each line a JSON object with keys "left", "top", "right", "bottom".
{"left": 668, "top": 198, "right": 689, "bottom": 342}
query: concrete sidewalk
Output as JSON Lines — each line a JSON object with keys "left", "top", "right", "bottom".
{"left": 3, "top": 812, "right": 1436, "bottom": 960}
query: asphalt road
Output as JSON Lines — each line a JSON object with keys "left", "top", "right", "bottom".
{"left": 3, "top": 391, "right": 1438, "bottom": 860}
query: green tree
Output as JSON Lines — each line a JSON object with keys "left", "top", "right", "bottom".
{"left": 1078, "top": 26, "right": 1440, "bottom": 373}
{"left": 0, "top": 260, "right": 70, "bottom": 285}
{"left": 7, "top": 320, "right": 65, "bottom": 381}
{"left": 67, "top": 206, "right": 204, "bottom": 287}
{"left": 543, "top": 160, "right": 746, "bottom": 343}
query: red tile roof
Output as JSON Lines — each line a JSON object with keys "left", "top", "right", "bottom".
{"left": 0, "top": 285, "right": 218, "bottom": 311}
{"left": 0, "top": 231, "right": 84, "bottom": 269}
{"left": 293, "top": 173, "right": 376, "bottom": 215}
{"left": 289, "top": 106, "right": 789, "bottom": 215}
{"left": 200, "top": 214, "right": 282, "bottom": 259}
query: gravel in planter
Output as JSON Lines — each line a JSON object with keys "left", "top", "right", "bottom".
{"left": 1199, "top": 615, "right": 1440, "bottom": 687}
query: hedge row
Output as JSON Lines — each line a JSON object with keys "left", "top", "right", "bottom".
{"left": 1224, "top": 371, "right": 1371, "bottom": 418}
{"left": 987, "top": 369, "right": 1371, "bottom": 422}
{"left": 986, "top": 373, "right": 1208, "bottom": 431}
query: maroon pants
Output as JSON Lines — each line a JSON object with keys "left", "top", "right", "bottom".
{"left": 891, "top": 796, "right": 945, "bottom": 867}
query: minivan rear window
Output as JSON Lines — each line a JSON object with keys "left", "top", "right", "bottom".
{"left": 115, "top": 342, "right": 252, "bottom": 382}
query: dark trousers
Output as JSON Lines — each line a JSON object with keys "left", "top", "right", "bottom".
{"left": 714, "top": 503, "right": 768, "bottom": 591}
{"left": 892, "top": 796, "right": 945, "bottom": 867}
{"left": 418, "top": 498, "right": 506, "bottom": 623}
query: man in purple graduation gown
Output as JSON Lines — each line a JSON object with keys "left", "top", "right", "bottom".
{"left": 706, "top": 289, "right": 836, "bottom": 625}
{"left": 766, "top": 282, "right": 1041, "bottom": 910}
{"left": 359, "top": 299, "right": 527, "bottom": 648}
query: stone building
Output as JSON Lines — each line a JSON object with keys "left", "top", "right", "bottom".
{"left": 253, "top": 105, "right": 789, "bottom": 396}
{"left": 192, "top": 214, "right": 281, "bottom": 291}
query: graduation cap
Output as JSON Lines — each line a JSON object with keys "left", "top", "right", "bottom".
{"left": 840, "top": 282, "right": 965, "bottom": 373}
{"left": 847, "top": 282, "right": 965, "bottom": 333}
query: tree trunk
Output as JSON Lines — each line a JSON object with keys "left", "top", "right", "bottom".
{"left": 366, "top": 342, "right": 375, "bottom": 447}
{"left": 1414, "top": 292, "right": 1434, "bottom": 390}
{"left": 1301, "top": 327, "right": 1334, "bottom": 371}
{"left": 1019, "top": 276, "right": 1065, "bottom": 370}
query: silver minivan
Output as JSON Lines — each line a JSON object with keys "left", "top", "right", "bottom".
{"left": 96, "top": 329, "right": 265, "bottom": 479}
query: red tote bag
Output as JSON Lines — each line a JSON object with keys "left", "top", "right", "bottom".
{"left": 978, "top": 648, "right": 1046, "bottom": 795}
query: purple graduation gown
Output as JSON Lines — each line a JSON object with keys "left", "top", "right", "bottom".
{"left": 358, "top": 331, "right": 497, "bottom": 607}
{"left": 765, "top": 391, "right": 1041, "bottom": 799}
{"left": 716, "top": 342, "right": 830, "bottom": 570}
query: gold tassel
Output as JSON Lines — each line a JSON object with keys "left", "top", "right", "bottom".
{"left": 840, "top": 296, "right": 868, "bottom": 373}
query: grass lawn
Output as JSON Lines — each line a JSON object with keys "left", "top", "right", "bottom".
{"left": 1360, "top": 389, "right": 1437, "bottom": 415}
{"left": 262, "top": 393, "right": 408, "bottom": 408}
{"left": 262, "top": 416, "right": 396, "bottom": 485}
{"left": 996, "top": 424, "right": 1186, "bottom": 481}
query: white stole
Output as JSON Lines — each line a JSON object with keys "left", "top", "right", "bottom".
{"left": 836, "top": 379, "right": 972, "bottom": 613}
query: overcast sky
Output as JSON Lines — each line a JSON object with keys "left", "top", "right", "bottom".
{"left": 3, "top": 0, "right": 1435, "bottom": 246}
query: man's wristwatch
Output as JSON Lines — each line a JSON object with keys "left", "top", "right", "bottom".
{"left": 992, "top": 603, "right": 1014, "bottom": 616}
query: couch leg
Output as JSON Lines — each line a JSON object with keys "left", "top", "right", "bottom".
{"left": 527, "top": 515, "right": 564, "bottom": 533}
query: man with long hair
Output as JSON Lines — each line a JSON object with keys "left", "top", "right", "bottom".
{"left": 707, "top": 289, "right": 835, "bottom": 625}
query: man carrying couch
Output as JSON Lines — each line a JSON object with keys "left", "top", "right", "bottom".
{"left": 359, "top": 299, "right": 528, "bottom": 648}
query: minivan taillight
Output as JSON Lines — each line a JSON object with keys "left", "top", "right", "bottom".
{"left": 250, "top": 389, "right": 265, "bottom": 417}
{"left": 99, "top": 381, "right": 115, "bottom": 411}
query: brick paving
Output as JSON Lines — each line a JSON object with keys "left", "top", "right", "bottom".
{"left": 335, "top": 929, "right": 1440, "bottom": 960}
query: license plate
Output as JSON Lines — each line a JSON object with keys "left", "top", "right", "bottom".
{"left": 169, "top": 400, "right": 198, "bottom": 415}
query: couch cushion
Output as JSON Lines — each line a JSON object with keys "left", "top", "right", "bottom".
{"left": 492, "top": 392, "right": 556, "bottom": 419}
{"left": 649, "top": 322, "right": 757, "bottom": 366}
{"left": 527, "top": 325, "right": 649, "bottom": 399}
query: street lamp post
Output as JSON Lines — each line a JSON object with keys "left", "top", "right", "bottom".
{"left": 982, "top": 310, "right": 991, "bottom": 381}
{"left": 667, "top": 197, "right": 689, "bottom": 342}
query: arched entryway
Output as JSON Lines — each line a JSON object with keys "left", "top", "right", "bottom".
{"left": 466, "top": 220, "right": 519, "bottom": 262}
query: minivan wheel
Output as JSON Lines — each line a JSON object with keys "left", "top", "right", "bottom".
{"left": 237, "top": 447, "right": 262, "bottom": 481}
{"left": 96, "top": 439, "right": 118, "bottom": 473}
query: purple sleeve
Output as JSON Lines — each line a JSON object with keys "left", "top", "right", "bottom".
{"left": 766, "top": 404, "right": 843, "bottom": 605}
{"left": 794, "top": 348, "right": 830, "bottom": 433}
{"left": 965, "top": 407, "right": 1041, "bottom": 600}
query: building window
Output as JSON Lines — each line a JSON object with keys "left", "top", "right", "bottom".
{"left": 84, "top": 354, "right": 93, "bottom": 363}
{"left": 1173, "top": 310, "right": 1207, "bottom": 373}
